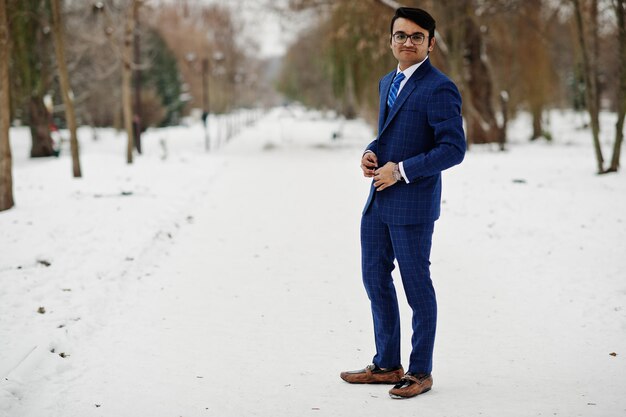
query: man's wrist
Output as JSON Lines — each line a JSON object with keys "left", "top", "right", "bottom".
{"left": 393, "top": 163, "right": 403, "bottom": 182}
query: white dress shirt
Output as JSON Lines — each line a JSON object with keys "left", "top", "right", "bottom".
{"left": 367, "top": 56, "right": 429, "bottom": 183}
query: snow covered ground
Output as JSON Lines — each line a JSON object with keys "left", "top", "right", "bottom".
{"left": 1, "top": 107, "right": 625, "bottom": 417}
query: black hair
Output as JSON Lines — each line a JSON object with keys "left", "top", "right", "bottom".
{"left": 390, "top": 7, "right": 436, "bottom": 40}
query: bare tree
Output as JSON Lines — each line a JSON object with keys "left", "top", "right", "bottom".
{"left": 521, "top": 0, "right": 554, "bottom": 140}
{"left": 122, "top": 1, "right": 143, "bottom": 164}
{"left": 572, "top": 0, "right": 604, "bottom": 173}
{"left": 455, "top": 1, "right": 506, "bottom": 147}
{"left": 0, "top": 0, "right": 14, "bottom": 211}
{"left": 155, "top": 3, "right": 253, "bottom": 115}
{"left": 94, "top": 0, "right": 143, "bottom": 163}
{"left": 50, "top": 0, "right": 82, "bottom": 177}
{"left": 608, "top": 0, "right": 625, "bottom": 172}
{"left": 9, "top": 0, "right": 56, "bottom": 158}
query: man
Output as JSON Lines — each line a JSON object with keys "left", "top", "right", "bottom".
{"left": 340, "top": 7, "right": 466, "bottom": 399}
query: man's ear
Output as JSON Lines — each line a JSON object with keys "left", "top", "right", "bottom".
{"left": 428, "top": 36, "right": 436, "bottom": 52}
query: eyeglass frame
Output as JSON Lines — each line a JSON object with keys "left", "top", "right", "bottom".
{"left": 391, "top": 31, "right": 428, "bottom": 46}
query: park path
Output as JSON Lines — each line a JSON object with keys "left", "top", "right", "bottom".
{"left": 10, "top": 109, "right": 626, "bottom": 417}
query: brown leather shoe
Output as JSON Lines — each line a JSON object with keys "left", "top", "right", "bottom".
{"left": 340, "top": 364, "right": 404, "bottom": 384}
{"left": 388, "top": 372, "right": 433, "bottom": 399}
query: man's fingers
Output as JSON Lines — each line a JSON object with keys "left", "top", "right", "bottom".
{"left": 361, "top": 164, "right": 376, "bottom": 177}
{"left": 363, "top": 154, "right": 378, "bottom": 164}
{"left": 374, "top": 173, "right": 396, "bottom": 190}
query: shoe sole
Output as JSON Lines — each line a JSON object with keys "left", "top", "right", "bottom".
{"left": 340, "top": 373, "right": 403, "bottom": 385}
{"left": 389, "top": 387, "right": 431, "bottom": 399}
{"left": 342, "top": 380, "right": 402, "bottom": 385}
{"left": 340, "top": 375, "right": 403, "bottom": 385}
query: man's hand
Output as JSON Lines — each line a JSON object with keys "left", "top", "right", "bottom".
{"left": 374, "top": 162, "right": 398, "bottom": 191}
{"left": 361, "top": 152, "right": 378, "bottom": 177}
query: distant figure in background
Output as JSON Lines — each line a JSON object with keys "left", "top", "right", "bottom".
{"left": 48, "top": 123, "right": 61, "bottom": 157}
{"left": 340, "top": 7, "right": 466, "bottom": 399}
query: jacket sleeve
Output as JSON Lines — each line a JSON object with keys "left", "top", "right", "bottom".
{"left": 401, "top": 80, "right": 466, "bottom": 181}
{"left": 364, "top": 140, "right": 378, "bottom": 155}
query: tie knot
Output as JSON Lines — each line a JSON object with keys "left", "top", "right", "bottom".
{"left": 393, "top": 72, "right": 405, "bottom": 85}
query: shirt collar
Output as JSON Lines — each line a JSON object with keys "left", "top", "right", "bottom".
{"left": 396, "top": 56, "right": 429, "bottom": 81}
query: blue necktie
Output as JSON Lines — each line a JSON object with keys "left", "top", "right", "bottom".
{"left": 387, "top": 72, "right": 405, "bottom": 109}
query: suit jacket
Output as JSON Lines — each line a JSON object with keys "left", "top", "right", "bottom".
{"left": 363, "top": 58, "right": 466, "bottom": 225}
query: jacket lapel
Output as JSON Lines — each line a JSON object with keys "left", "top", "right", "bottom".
{"left": 379, "top": 59, "right": 432, "bottom": 137}
{"left": 378, "top": 71, "right": 395, "bottom": 135}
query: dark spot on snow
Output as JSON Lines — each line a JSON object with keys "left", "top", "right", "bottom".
{"left": 37, "top": 259, "right": 51, "bottom": 267}
{"left": 512, "top": 179, "right": 527, "bottom": 184}
{"left": 37, "top": 307, "right": 46, "bottom": 314}
{"left": 120, "top": 191, "right": 133, "bottom": 196}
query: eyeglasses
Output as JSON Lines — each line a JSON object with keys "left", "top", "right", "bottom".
{"left": 392, "top": 31, "right": 426, "bottom": 45}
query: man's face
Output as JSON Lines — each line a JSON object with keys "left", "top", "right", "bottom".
{"left": 390, "top": 17, "right": 435, "bottom": 70}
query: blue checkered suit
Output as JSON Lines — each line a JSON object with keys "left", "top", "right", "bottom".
{"left": 361, "top": 58, "right": 465, "bottom": 374}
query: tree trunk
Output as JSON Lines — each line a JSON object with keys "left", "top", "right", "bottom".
{"left": 590, "top": 0, "right": 601, "bottom": 118}
{"left": 609, "top": 0, "right": 626, "bottom": 172}
{"left": 122, "top": 1, "right": 140, "bottom": 164}
{"left": 530, "top": 105, "right": 543, "bottom": 140}
{"left": 133, "top": 3, "right": 142, "bottom": 154}
{"left": 520, "top": 0, "right": 551, "bottom": 142}
{"left": 10, "top": 0, "right": 55, "bottom": 158}
{"left": 0, "top": 0, "right": 14, "bottom": 211}
{"left": 462, "top": 6, "right": 504, "bottom": 145}
{"left": 50, "top": 0, "right": 81, "bottom": 178}
{"left": 29, "top": 96, "right": 55, "bottom": 157}
{"left": 572, "top": 0, "right": 604, "bottom": 173}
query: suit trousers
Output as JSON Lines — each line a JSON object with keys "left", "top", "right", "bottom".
{"left": 361, "top": 197, "right": 436, "bottom": 374}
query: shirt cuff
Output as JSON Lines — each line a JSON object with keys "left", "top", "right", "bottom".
{"left": 398, "top": 161, "right": 409, "bottom": 183}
